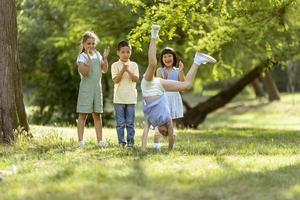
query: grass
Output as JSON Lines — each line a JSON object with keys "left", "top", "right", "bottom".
{"left": 1, "top": 93, "right": 300, "bottom": 200}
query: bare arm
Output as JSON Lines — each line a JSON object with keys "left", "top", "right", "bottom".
{"left": 141, "top": 120, "right": 150, "bottom": 151}
{"left": 156, "top": 68, "right": 163, "bottom": 78}
{"left": 101, "top": 47, "right": 110, "bottom": 74}
{"left": 178, "top": 61, "right": 185, "bottom": 81}
{"left": 78, "top": 62, "right": 90, "bottom": 77}
{"left": 112, "top": 65, "right": 126, "bottom": 84}
{"left": 126, "top": 69, "right": 139, "bottom": 82}
{"left": 78, "top": 52, "right": 92, "bottom": 77}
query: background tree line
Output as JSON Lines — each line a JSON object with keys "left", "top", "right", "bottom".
{"left": 16, "top": 0, "right": 300, "bottom": 126}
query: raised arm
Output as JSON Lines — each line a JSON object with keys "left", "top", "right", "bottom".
{"left": 101, "top": 47, "right": 110, "bottom": 73}
{"left": 178, "top": 61, "right": 185, "bottom": 82}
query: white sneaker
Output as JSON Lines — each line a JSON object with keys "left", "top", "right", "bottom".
{"left": 194, "top": 52, "right": 216, "bottom": 65}
{"left": 153, "top": 143, "right": 161, "bottom": 150}
{"left": 78, "top": 140, "right": 85, "bottom": 148}
{"left": 151, "top": 24, "right": 160, "bottom": 39}
{"left": 98, "top": 140, "right": 107, "bottom": 148}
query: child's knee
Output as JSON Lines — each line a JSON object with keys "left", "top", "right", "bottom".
{"left": 92, "top": 113, "right": 101, "bottom": 121}
{"left": 78, "top": 113, "right": 88, "bottom": 120}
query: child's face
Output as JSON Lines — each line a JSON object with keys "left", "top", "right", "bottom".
{"left": 158, "top": 125, "right": 168, "bottom": 136}
{"left": 162, "top": 53, "right": 174, "bottom": 68}
{"left": 118, "top": 46, "right": 131, "bottom": 62}
{"left": 83, "top": 38, "right": 96, "bottom": 53}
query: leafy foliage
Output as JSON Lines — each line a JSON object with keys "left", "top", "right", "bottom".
{"left": 18, "top": 0, "right": 139, "bottom": 124}
{"left": 17, "top": 0, "right": 300, "bottom": 124}
{"left": 121, "top": 0, "right": 300, "bottom": 80}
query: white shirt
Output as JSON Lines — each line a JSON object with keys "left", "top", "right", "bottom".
{"left": 76, "top": 51, "right": 102, "bottom": 64}
{"left": 141, "top": 77, "right": 165, "bottom": 97}
{"left": 111, "top": 60, "right": 139, "bottom": 104}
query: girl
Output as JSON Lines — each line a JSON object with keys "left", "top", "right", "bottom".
{"left": 141, "top": 25, "right": 216, "bottom": 151}
{"left": 153, "top": 47, "right": 185, "bottom": 149}
{"left": 76, "top": 31, "right": 110, "bottom": 147}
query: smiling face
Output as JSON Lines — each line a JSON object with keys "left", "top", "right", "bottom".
{"left": 118, "top": 46, "right": 131, "bottom": 62}
{"left": 83, "top": 37, "right": 96, "bottom": 54}
{"left": 162, "top": 53, "right": 174, "bottom": 68}
{"left": 160, "top": 48, "right": 177, "bottom": 68}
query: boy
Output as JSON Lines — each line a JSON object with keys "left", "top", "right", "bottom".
{"left": 111, "top": 41, "right": 139, "bottom": 147}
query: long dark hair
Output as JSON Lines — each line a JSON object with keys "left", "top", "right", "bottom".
{"left": 160, "top": 47, "right": 177, "bottom": 67}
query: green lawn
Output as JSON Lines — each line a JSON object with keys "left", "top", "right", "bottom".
{"left": 1, "top": 93, "right": 300, "bottom": 200}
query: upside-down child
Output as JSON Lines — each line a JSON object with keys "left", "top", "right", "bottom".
{"left": 141, "top": 25, "right": 216, "bottom": 151}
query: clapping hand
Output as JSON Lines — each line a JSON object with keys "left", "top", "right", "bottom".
{"left": 85, "top": 50, "right": 92, "bottom": 66}
{"left": 178, "top": 61, "right": 184, "bottom": 72}
{"left": 103, "top": 46, "right": 110, "bottom": 59}
{"left": 123, "top": 63, "right": 129, "bottom": 72}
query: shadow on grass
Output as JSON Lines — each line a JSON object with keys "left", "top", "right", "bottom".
{"left": 14, "top": 156, "right": 300, "bottom": 200}
{"left": 2, "top": 127, "right": 300, "bottom": 161}
{"left": 175, "top": 127, "right": 300, "bottom": 155}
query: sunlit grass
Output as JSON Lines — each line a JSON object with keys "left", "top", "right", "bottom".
{"left": 1, "top": 93, "right": 300, "bottom": 200}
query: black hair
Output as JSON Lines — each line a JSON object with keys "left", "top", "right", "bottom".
{"left": 160, "top": 47, "right": 177, "bottom": 67}
{"left": 117, "top": 40, "right": 131, "bottom": 51}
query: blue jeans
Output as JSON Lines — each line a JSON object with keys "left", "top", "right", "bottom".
{"left": 114, "top": 104, "right": 136, "bottom": 145}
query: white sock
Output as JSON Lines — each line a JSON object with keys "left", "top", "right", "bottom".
{"left": 151, "top": 24, "right": 160, "bottom": 39}
{"left": 78, "top": 140, "right": 85, "bottom": 147}
{"left": 153, "top": 143, "right": 161, "bottom": 149}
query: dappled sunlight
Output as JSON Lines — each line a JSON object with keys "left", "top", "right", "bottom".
{"left": 2, "top": 96, "right": 300, "bottom": 199}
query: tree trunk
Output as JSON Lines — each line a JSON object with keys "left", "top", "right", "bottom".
{"left": 0, "top": 0, "right": 29, "bottom": 143}
{"left": 181, "top": 63, "right": 267, "bottom": 128}
{"left": 251, "top": 78, "right": 265, "bottom": 98}
{"left": 286, "top": 60, "right": 297, "bottom": 93}
{"left": 261, "top": 72, "right": 281, "bottom": 101}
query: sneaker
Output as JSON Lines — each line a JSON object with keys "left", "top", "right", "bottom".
{"left": 98, "top": 140, "right": 107, "bottom": 148}
{"left": 153, "top": 143, "right": 161, "bottom": 150}
{"left": 151, "top": 24, "right": 160, "bottom": 39}
{"left": 127, "top": 143, "right": 134, "bottom": 148}
{"left": 119, "top": 142, "right": 126, "bottom": 147}
{"left": 78, "top": 140, "right": 85, "bottom": 148}
{"left": 194, "top": 52, "right": 216, "bottom": 65}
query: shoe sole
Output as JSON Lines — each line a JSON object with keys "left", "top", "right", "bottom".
{"left": 197, "top": 53, "right": 216, "bottom": 63}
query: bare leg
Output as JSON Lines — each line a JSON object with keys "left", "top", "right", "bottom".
{"left": 181, "top": 53, "right": 216, "bottom": 88}
{"left": 167, "top": 119, "right": 174, "bottom": 150}
{"left": 172, "top": 119, "right": 177, "bottom": 146}
{"left": 144, "top": 25, "right": 160, "bottom": 81}
{"left": 92, "top": 112, "right": 102, "bottom": 142}
{"left": 77, "top": 113, "right": 88, "bottom": 141}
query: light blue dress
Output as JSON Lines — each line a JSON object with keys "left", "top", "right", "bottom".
{"left": 76, "top": 51, "right": 103, "bottom": 113}
{"left": 159, "top": 67, "right": 184, "bottom": 119}
{"left": 142, "top": 94, "right": 170, "bottom": 128}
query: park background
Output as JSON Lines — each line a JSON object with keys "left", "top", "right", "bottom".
{"left": 1, "top": 0, "right": 300, "bottom": 199}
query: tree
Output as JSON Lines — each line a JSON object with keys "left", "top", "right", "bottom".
{"left": 120, "top": 0, "right": 300, "bottom": 127}
{"left": 0, "top": 0, "right": 29, "bottom": 143}
{"left": 18, "top": 0, "right": 140, "bottom": 125}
